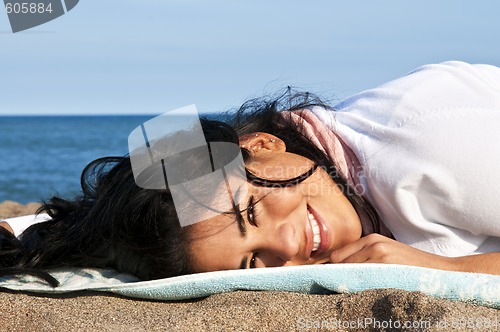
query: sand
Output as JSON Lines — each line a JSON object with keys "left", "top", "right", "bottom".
{"left": 1, "top": 201, "right": 499, "bottom": 331}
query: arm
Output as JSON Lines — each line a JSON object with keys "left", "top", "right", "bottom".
{"left": 330, "top": 234, "right": 500, "bottom": 275}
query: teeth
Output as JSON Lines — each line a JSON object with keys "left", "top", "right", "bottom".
{"left": 308, "top": 211, "right": 321, "bottom": 252}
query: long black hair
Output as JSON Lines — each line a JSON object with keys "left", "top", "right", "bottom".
{"left": 0, "top": 89, "right": 381, "bottom": 286}
{"left": 1, "top": 156, "right": 193, "bottom": 286}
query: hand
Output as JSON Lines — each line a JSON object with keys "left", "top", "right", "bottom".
{"left": 329, "top": 233, "right": 451, "bottom": 270}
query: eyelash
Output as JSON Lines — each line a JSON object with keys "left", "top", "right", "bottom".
{"left": 250, "top": 254, "right": 257, "bottom": 269}
{"left": 247, "top": 196, "right": 259, "bottom": 227}
{"left": 247, "top": 196, "right": 259, "bottom": 268}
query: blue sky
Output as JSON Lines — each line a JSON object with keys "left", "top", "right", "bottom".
{"left": 1, "top": 0, "right": 499, "bottom": 115}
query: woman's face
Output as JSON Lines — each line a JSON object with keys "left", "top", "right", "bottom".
{"left": 188, "top": 132, "right": 362, "bottom": 272}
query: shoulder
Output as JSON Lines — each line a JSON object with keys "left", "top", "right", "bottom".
{"left": 334, "top": 61, "right": 500, "bottom": 128}
{"left": 1, "top": 214, "right": 51, "bottom": 238}
{"left": 0, "top": 221, "right": 14, "bottom": 234}
{"left": 396, "top": 61, "right": 500, "bottom": 109}
{"left": 381, "top": 61, "right": 500, "bottom": 94}
{"left": 405, "top": 61, "right": 500, "bottom": 87}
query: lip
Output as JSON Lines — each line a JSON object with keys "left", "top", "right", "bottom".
{"left": 304, "top": 205, "right": 314, "bottom": 260}
{"left": 308, "top": 205, "right": 332, "bottom": 259}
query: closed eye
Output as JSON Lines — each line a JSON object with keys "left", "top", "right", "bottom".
{"left": 235, "top": 195, "right": 261, "bottom": 236}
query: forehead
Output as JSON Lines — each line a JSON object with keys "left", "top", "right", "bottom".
{"left": 188, "top": 212, "right": 243, "bottom": 272}
{"left": 173, "top": 159, "right": 248, "bottom": 227}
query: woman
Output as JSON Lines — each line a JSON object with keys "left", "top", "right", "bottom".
{"left": 1, "top": 61, "right": 499, "bottom": 286}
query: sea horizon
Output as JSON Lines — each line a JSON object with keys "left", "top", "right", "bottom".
{"left": 0, "top": 115, "right": 157, "bottom": 204}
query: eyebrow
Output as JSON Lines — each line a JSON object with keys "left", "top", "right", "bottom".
{"left": 235, "top": 196, "right": 253, "bottom": 237}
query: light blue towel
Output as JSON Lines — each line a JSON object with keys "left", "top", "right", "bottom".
{"left": 1, "top": 264, "right": 499, "bottom": 309}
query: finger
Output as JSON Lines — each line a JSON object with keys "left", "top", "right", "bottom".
{"left": 337, "top": 248, "right": 371, "bottom": 264}
{"left": 329, "top": 234, "right": 391, "bottom": 263}
{"left": 329, "top": 237, "right": 372, "bottom": 263}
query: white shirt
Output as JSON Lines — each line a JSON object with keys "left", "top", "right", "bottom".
{"left": 4, "top": 62, "right": 500, "bottom": 257}
{"left": 315, "top": 61, "right": 500, "bottom": 256}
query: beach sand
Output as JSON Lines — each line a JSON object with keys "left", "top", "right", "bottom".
{"left": 1, "top": 201, "right": 499, "bottom": 331}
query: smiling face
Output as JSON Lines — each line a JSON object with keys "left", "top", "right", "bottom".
{"left": 187, "top": 132, "right": 362, "bottom": 272}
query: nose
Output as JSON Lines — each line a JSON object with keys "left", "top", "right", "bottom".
{"left": 257, "top": 222, "right": 300, "bottom": 265}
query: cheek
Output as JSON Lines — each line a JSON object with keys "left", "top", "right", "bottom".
{"left": 330, "top": 196, "right": 363, "bottom": 246}
{"left": 189, "top": 236, "right": 237, "bottom": 273}
{"left": 305, "top": 171, "right": 362, "bottom": 245}
{"left": 257, "top": 188, "right": 305, "bottom": 219}
{"left": 289, "top": 167, "right": 339, "bottom": 199}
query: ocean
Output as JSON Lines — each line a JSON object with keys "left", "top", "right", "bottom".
{"left": 0, "top": 115, "right": 155, "bottom": 204}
